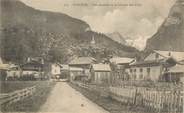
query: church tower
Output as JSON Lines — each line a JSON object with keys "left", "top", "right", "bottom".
{"left": 90, "top": 35, "right": 96, "bottom": 48}
{"left": 91, "top": 35, "right": 95, "bottom": 45}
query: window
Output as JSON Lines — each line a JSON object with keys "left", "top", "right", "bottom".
{"left": 134, "top": 69, "right": 136, "bottom": 72}
{"left": 147, "top": 68, "right": 151, "bottom": 78}
{"left": 13, "top": 72, "right": 16, "bottom": 76}
{"left": 130, "top": 69, "right": 132, "bottom": 73}
{"left": 147, "top": 68, "right": 150, "bottom": 73}
{"left": 140, "top": 68, "right": 143, "bottom": 72}
{"left": 139, "top": 68, "right": 143, "bottom": 79}
{"left": 155, "top": 53, "right": 159, "bottom": 59}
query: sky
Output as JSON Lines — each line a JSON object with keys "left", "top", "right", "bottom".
{"left": 20, "top": 0, "right": 176, "bottom": 50}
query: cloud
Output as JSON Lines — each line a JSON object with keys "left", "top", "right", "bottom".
{"left": 81, "top": 0, "right": 175, "bottom": 49}
{"left": 20, "top": 0, "right": 176, "bottom": 49}
{"left": 126, "top": 36, "right": 148, "bottom": 50}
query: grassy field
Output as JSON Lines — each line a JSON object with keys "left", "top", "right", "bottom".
{"left": 70, "top": 81, "right": 183, "bottom": 113}
{"left": 1, "top": 81, "right": 56, "bottom": 112}
{"left": 69, "top": 82, "right": 149, "bottom": 113}
{"left": 111, "top": 80, "right": 183, "bottom": 91}
{"left": 1, "top": 81, "right": 42, "bottom": 93}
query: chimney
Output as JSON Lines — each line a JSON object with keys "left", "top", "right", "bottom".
{"left": 27, "top": 57, "right": 31, "bottom": 62}
{"left": 168, "top": 52, "right": 171, "bottom": 56}
{"left": 41, "top": 58, "right": 44, "bottom": 64}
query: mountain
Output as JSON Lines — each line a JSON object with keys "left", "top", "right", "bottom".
{"left": 145, "top": 0, "right": 184, "bottom": 52}
{"left": 0, "top": 0, "right": 138, "bottom": 63}
{"left": 106, "top": 32, "right": 127, "bottom": 45}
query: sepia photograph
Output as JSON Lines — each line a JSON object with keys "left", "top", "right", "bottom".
{"left": 0, "top": 0, "right": 184, "bottom": 113}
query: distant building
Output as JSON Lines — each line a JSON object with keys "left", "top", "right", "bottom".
{"left": 60, "top": 64, "right": 69, "bottom": 79}
{"left": 7, "top": 64, "right": 22, "bottom": 80}
{"left": 0, "top": 57, "right": 9, "bottom": 81}
{"left": 50, "top": 63, "right": 62, "bottom": 79}
{"left": 110, "top": 57, "right": 134, "bottom": 80}
{"left": 128, "top": 50, "right": 184, "bottom": 82}
{"left": 164, "top": 64, "right": 184, "bottom": 83}
{"left": 21, "top": 58, "right": 44, "bottom": 79}
{"left": 110, "top": 57, "right": 134, "bottom": 66}
{"left": 90, "top": 64, "right": 111, "bottom": 84}
{"left": 61, "top": 64, "right": 69, "bottom": 71}
{"left": 69, "top": 57, "right": 96, "bottom": 78}
{"left": 69, "top": 67, "right": 84, "bottom": 81}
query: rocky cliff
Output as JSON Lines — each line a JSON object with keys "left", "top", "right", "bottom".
{"left": 145, "top": 0, "right": 184, "bottom": 52}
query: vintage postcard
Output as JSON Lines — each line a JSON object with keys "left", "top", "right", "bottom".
{"left": 0, "top": 0, "right": 184, "bottom": 113}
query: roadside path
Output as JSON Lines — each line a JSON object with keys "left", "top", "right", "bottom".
{"left": 40, "top": 82, "right": 109, "bottom": 113}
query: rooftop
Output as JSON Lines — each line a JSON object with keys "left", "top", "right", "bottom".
{"left": 167, "top": 64, "right": 184, "bottom": 73}
{"left": 60, "top": 64, "right": 69, "bottom": 70}
{"left": 92, "top": 64, "right": 111, "bottom": 71}
{"left": 0, "top": 64, "right": 10, "bottom": 70}
{"left": 110, "top": 57, "right": 134, "bottom": 64}
{"left": 69, "top": 67, "right": 84, "bottom": 71}
{"left": 130, "top": 60, "right": 162, "bottom": 67}
{"left": 154, "top": 50, "right": 184, "bottom": 61}
{"left": 69, "top": 57, "right": 96, "bottom": 65}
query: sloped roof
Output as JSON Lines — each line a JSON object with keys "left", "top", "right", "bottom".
{"left": 0, "top": 64, "right": 10, "bottom": 70}
{"left": 9, "top": 64, "right": 20, "bottom": 68}
{"left": 154, "top": 50, "right": 184, "bottom": 61}
{"left": 21, "top": 60, "right": 43, "bottom": 67}
{"left": 0, "top": 57, "right": 3, "bottom": 64}
{"left": 0, "top": 57, "right": 10, "bottom": 70}
{"left": 167, "top": 64, "right": 184, "bottom": 73}
{"left": 60, "top": 64, "right": 69, "bottom": 70}
{"left": 110, "top": 57, "right": 134, "bottom": 64}
{"left": 130, "top": 60, "right": 162, "bottom": 67}
{"left": 69, "top": 57, "right": 96, "bottom": 65}
{"left": 69, "top": 67, "right": 84, "bottom": 71}
{"left": 92, "top": 64, "right": 111, "bottom": 71}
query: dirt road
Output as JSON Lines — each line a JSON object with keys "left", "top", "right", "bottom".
{"left": 40, "top": 82, "right": 109, "bottom": 113}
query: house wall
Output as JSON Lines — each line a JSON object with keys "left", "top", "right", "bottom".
{"left": 70, "top": 71, "right": 84, "bottom": 81}
{"left": 127, "top": 65, "right": 163, "bottom": 81}
{"left": 69, "top": 64, "right": 91, "bottom": 76}
{"left": 51, "top": 64, "right": 61, "bottom": 75}
{"left": 7, "top": 70, "right": 21, "bottom": 78}
{"left": 94, "top": 71, "right": 111, "bottom": 84}
{"left": 22, "top": 70, "right": 37, "bottom": 75}
{"left": 70, "top": 71, "right": 83, "bottom": 76}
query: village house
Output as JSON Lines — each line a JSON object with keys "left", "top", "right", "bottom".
{"left": 21, "top": 57, "right": 44, "bottom": 80}
{"left": 7, "top": 64, "right": 22, "bottom": 80}
{"left": 69, "top": 57, "right": 96, "bottom": 78}
{"left": 69, "top": 67, "right": 84, "bottom": 81}
{"left": 164, "top": 63, "right": 184, "bottom": 83}
{"left": 50, "top": 63, "right": 62, "bottom": 79}
{"left": 0, "top": 57, "right": 9, "bottom": 81}
{"left": 110, "top": 57, "right": 134, "bottom": 80}
{"left": 90, "top": 64, "right": 111, "bottom": 84}
{"left": 60, "top": 64, "right": 69, "bottom": 79}
{"left": 128, "top": 50, "right": 184, "bottom": 82}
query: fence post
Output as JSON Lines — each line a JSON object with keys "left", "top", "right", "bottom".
{"left": 133, "top": 88, "right": 138, "bottom": 105}
{"left": 0, "top": 86, "right": 36, "bottom": 105}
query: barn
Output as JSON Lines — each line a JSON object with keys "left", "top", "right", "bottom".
{"left": 90, "top": 64, "right": 111, "bottom": 84}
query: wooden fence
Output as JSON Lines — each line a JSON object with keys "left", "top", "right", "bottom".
{"left": 0, "top": 86, "right": 36, "bottom": 105}
{"left": 109, "top": 86, "right": 184, "bottom": 112}
{"left": 72, "top": 81, "right": 183, "bottom": 113}
{"left": 73, "top": 81, "right": 109, "bottom": 97}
